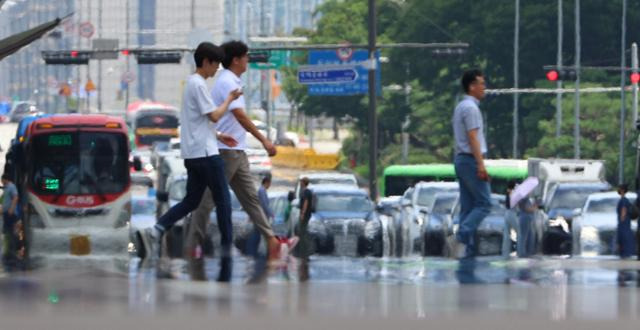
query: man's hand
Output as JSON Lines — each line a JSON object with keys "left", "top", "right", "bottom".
{"left": 263, "top": 139, "right": 277, "bottom": 157}
{"left": 8, "top": 208, "right": 15, "bottom": 216}
{"left": 228, "top": 88, "right": 243, "bottom": 101}
{"left": 218, "top": 133, "right": 238, "bottom": 148}
{"left": 477, "top": 165, "right": 490, "bottom": 181}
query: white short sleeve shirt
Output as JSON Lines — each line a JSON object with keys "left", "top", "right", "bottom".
{"left": 212, "top": 69, "right": 247, "bottom": 150}
{"left": 180, "top": 73, "right": 219, "bottom": 159}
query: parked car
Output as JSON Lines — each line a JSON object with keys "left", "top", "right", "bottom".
{"left": 443, "top": 194, "right": 508, "bottom": 257}
{"left": 288, "top": 185, "right": 383, "bottom": 257}
{"left": 397, "top": 182, "right": 459, "bottom": 256}
{"left": 572, "top": 191, "right": 637, "bottom": 256}
{"left": 420, "top": 192, "right": 458, "bottom": 256}
{"left": 540, "top": 181, "right": 611, "bottom": 255}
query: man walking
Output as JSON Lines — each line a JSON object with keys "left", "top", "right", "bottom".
{"left": 1, "top": 173, "right": 19, "bottom": 264}
{"left": 189, "top": 40, "right": 287, "bottom": 262}
{"left": 138, "top": 42, "right": 242, "bottom": 263}
{"left": 452, "top": 69, "right": 491, "bottom": 258}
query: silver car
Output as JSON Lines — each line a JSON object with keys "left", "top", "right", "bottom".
{"left": 572, "top": 191, "right": 637, "bottom": 256}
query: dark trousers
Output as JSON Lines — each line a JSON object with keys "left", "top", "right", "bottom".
{"left": 157, "top": 155, "right": 233, "bottom": 249}
{"left": 2, "top": 212, "right": 19, "bottom": 261}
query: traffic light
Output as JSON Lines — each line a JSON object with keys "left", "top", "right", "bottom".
{"left": 630, "top": 72, "right": 640, "bottom": 84}
{"left": 42, "top": 50, "right": 90, "bottom": 65}
{"left": 135, "top": 51, "right": 182, "bottom": 64}
{"left": 545, "top": 67, "right": 576, "bottom": 81}
{"left": 249, "top": 51, "right": 269, "bottom": 63}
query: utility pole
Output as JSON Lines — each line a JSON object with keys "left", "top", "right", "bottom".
{"left": 98, "top": 0, "right": 103, "bottom": 112}
{"left": 125, "top": 0, "right": 130, "bottom": 110}
{"left": 574, "top": 0, "right": 581, "bottom": 159}
{"left": 368, "top": 0, "right": 378, "bottom": 200}
{"left": 556, "top": 0, "right": 563, "bottom": 138}
{"left": 512, "top": 0, "right": 520, "bottom": 158}
{"left": 632, "top": 43, "right": 639, "bottom": 188}
{"left": 619, "top": 0, "right": 627, "bottom": 184}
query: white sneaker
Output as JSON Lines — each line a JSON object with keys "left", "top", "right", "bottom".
{"left": 454, "top": 239, "right": 467, "bottom": 259}
{"left": 138, "top": 227, "right": 161, "bottom": 261}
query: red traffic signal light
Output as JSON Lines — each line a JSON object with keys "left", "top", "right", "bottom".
{"left": 70, "top": 50, "right": 78, "bottom": 58}
{"left": 546, "top": 70, "right": 559, "bottom": 81}
{"left": 121, "top": 50, "right": 130, "bottom": 56}
{"left": 631, "top": 72, "right": 640, "bottom": 84}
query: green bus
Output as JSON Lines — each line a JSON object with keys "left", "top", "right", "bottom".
{"left": 381, "top": 159, "right": 528, "bottom": 197}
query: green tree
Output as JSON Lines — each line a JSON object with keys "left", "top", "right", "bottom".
{"left": 526, "top": 84, "right": 636, "bottom": 184}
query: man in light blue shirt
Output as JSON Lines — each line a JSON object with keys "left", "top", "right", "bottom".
{"left": 452, "top": 69, "right": 491, "bottom": 258}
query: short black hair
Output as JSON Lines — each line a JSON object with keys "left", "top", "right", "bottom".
{"left": 193, "top": 42, "right": 224, "bottom": 68}
{"left": 619, "top": 183, "right": 629, "bottom": 193}
{"left": 1, "top": 173, "right": 11, "bottom": 181}
{"left": 507, "top": 181, "right": 516, "bottom": 190}
{"left": 221, "top": 40, "right": 249, "bottom": 69}
{"left": 262, "top": 174, "right": 272, "bottom": 184}
{"left": 461, "top": 69, "right": 483, "bottom": 93}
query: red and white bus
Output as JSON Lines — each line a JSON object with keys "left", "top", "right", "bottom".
{"left": 126, "top": 101, "right": 179, "bottom": 149}
{"left": 21, "top": 114, "right": 132, "bottom": 259}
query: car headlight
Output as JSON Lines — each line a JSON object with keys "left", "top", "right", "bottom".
{"left": 549, "top": 216, "right": 570, "bottom": 233}
{"left": 580, "top": 226, "right": 599, "bottom": 241}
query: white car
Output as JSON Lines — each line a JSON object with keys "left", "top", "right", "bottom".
{"left": 294, "top": 172, "right": 359, "bottom": 198}
{"left": 397, "top": 181, "right": 459, "bottom": 256}
{"left": 572, "top": 191, "right": 637, "bottom": 256}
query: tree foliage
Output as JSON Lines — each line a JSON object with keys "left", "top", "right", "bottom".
{"left": 281, "top": 0, "right": 640, "bottom": 180}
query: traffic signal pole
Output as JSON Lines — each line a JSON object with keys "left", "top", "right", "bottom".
{"left": 619, "top": 0, "right": 627, "bottom": 185}
{"left": 556, "top": 0, "right": 563, "bottom": 139}
{"left": 368, "top": 0, "right": 378, "bottom": 201}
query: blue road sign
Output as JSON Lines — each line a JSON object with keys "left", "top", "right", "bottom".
{"left": 298, "top": 66, "right": 358, "bottom": 84}
{"left": 307, "top": 50, "right": 380, "bottom": 96}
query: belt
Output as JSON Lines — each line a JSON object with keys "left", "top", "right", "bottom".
{"left": 457, "top": 153, "right": 474, "bottom": 157}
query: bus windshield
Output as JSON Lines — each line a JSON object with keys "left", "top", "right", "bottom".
{"left": 29, "top": 131, "right": 129, "bottom": 195}
{"left": 134, "top": 112, "right": 179, "bottom": 147}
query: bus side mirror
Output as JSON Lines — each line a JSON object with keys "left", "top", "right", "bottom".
{"left": 133, "top": 156, "right": 142, "bottom": 171}
{"left": 156, "top": 191, "right": 169, "bottom": 203}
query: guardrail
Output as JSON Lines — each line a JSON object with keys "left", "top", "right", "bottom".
{"left": 272, "top": 146, "right": 340, "bottom": 170}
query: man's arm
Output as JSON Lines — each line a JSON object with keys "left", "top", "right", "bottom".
{"left": 8, "top": 194, "right": 18, "bottom": 216}
{"left": 207, "top": 89, "right": 242, "bottom": 123}
{"left": 300, "top": 198, "right": 309, "bottom": 223}
{"left": 467, "top": 129, "right": 488, "bottom": 180}
{"left": 231, "top": 109, "right": 277, "bottom": 156}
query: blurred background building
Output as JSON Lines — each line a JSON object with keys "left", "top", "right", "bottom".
{"left": 0, "top": 0, "right": 322, "bottom": 114}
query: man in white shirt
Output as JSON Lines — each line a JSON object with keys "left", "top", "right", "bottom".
{"left": 188, "top": 40, "right": 291, "bottom": 262}
{"left": 138, "top": 42, "right": 242, "bottom": 265}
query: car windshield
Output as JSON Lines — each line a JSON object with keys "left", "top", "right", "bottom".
{"left": 548, "top": 186, "right": 605, "bottom": 210}
{"left": 416, "top": 187, "right": 458, "bottom": 207}
{"left": 169, "top": 180, "right": 242, "bottom": 210}
{"left": 585, "top": 198, "right": 618, "bottom": 214}
{"left": 132, "top": 199, "right": 155, "bottom": 215}
{"left": 315, "top": 193, "right": 372, "bottom": 213}
{"left": 432, "top": 195, "right": 457, "bottom": 214}
{"left": 310, "top": 177, "right": 356, "bottom": 186}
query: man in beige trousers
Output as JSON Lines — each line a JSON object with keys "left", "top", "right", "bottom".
{"left": 185, "top": 40, "right": 284, "bottom": 261}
